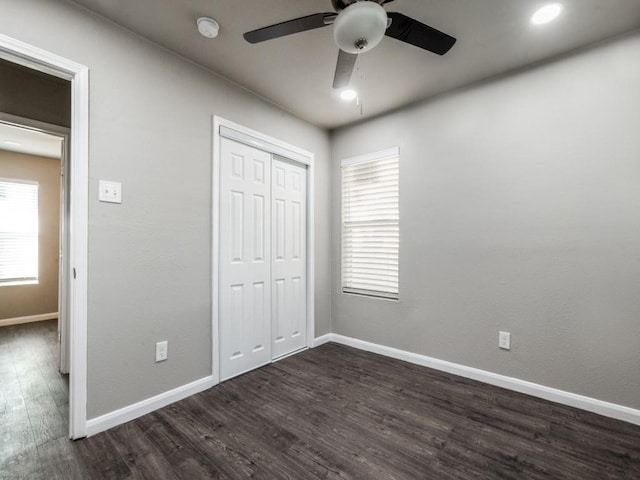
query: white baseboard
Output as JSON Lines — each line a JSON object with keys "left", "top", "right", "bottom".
{"left": 312, "top": 333, "right": 333, "bottom": 348}
{"left": 86, "top": 375, "right": 216, "bottom": 437}
{"left": 322, "top": 333, "right": 640, "bottom": 427}
{"left": 0, "top": 312, "right": 58, "bottom": 327}
{"left": 84, "top": 334, "right": 640, "bottom": 438}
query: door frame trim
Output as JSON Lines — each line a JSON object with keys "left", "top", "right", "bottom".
{"left": 212, "top": 116, "right": 315, "bottom": 385}
{"left": 0, "top": 34, "right": 90, "bottom": 439}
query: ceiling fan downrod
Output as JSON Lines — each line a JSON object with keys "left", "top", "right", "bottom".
{"left": 331, "top": 0, "right": 391, "bottom": 13}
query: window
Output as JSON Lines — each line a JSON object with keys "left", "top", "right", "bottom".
{"left": 0, "top": 179, "right": 39, "bottom": 284}
{"left": 342, "top": 148, "right": 399, "bottom": 300}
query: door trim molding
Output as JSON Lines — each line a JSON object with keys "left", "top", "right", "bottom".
{"left": 0, "top": 34, "right": 90, "bottom": 439}
{"left": 212, "top": 116, "right": 315, "bottom": 385}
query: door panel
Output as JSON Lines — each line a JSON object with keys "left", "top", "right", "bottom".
{"left": 220, "top": 138, "right": 272, "bottom": 380}
{"left": 271, "top": 157, "right": 307, "bottom": 359}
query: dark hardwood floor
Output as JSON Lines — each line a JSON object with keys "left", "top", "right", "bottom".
{"left": 2, "top": 328, "right": 639, "bottom": 479}
{"left": 0, "top": 319, "right": 86, "bottom": 479}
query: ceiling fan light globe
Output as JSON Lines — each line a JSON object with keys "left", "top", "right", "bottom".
{"left": 333, "top": 2, "right": 388, "bottom": 54}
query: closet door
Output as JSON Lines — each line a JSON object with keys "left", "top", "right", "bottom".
{"left": 271, "top": 157, "right": 307, "bottom": 359}
{"left": 219, "top": 138, "right": 272, "bottom": 381}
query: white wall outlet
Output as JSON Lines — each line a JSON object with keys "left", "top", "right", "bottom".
{"left": 499, "top": 331, "right": 511, "bottom": 350}
{"left": 155, "top": 340, "right": 168, "bottom": 362}
{"left": 98, "top": 180, "right": 122, "bottom": 204}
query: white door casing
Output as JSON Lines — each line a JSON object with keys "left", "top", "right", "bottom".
{"left": 271, "top": 157, "right": 307, "bottom": 359}
{"left": 58, "top": 135, "right": 70, "bottom": 374}
{"left": 0, "top": 33, "right": 90, "bottom": 439}
{"left": 219, "top": 138, "right": 272, "bottom": 381}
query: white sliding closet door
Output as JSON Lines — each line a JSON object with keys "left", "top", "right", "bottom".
{"left": 219, "top": 138, "right": 272, "bottom": 381}
{"left": 272, "top": 158, "right": 307, "bottom": 359}
{"left": 219, "top": 139, "right": 308, "bottom": 380}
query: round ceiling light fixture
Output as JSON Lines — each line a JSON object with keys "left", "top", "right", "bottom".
{"left": 333, "top": 2, "right": 388, "bottom": 54}
{"left": 531, "top": 3, "right": 563, "bottom": 25}
{"left": 197, "top": 17, "right": 220, "bottom": 38}
{"left": 340, "top": 88, "right": 358, "bottom": 101}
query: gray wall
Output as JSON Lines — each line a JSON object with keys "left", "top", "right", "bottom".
{"left": 0, "top": 58, "right": 71, "bottom": 127}
{"left": 0, "top": 0, "right": 331, "bottom": 418}
{"left": 0, "top": 150, "right": 60, "bottom": 320}
{"left": 331, "top": 33, "right": 640, "bottom": 410}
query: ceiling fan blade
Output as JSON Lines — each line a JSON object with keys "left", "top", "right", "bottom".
{"left": 385, "top": 12, "right": 456, "bottom": 55}
{"left": 244, "top": 13, "right": 336, "bottom": 44}
{"left": 333, "top": 49, "right": 358, "bottom": 89}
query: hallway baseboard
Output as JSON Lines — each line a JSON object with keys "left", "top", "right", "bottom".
{"left": 0, "top": 312, "right": 58, "bottom": 328}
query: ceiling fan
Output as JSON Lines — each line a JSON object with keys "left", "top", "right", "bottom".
{"left": 243, "top": 0, "right": 457, "bottom": 90}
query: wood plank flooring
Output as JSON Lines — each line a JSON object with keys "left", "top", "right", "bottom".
{"left": 2, "top": 325, "right": 639, "bottom": 479}
{"left": 0, "top": 319, "right": 87, "bottom": 479}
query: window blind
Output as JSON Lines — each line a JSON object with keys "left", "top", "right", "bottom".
{"left": 342, "top": 149, "right": 399, "bottom": 299}
{"left": 0, "top": 180, "right": 38, "bottom": 283}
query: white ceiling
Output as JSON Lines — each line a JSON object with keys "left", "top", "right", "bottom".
{"left": 0, "top": 123, "right": 63, "bottom": 159}
{"left": 70, "top": 0, "right": 640, "bottom": 129}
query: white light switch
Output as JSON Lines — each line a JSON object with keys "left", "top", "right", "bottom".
{"left": 99, "top": 180, "right": 122, "bottom": 204}
{"left": 155, "top": 341, "right": 168, "bottom": 362}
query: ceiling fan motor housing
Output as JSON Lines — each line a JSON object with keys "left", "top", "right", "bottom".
{"left": 331, "top": 0, "right": 387, "bottom": 11}
{"left": 333, "top": 1, "right": 388, "bottom": 54}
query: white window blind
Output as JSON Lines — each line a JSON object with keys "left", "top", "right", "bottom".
{"left": 0, "top": 180, "right": 39, "bottom": 284}
{"left": 342, "top": 148, "right": 399, "bottom": 300}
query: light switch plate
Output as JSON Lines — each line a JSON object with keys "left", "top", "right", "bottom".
{"left": 99, "top": 180, "right": 122, "bottom": 203}
{"left": 155, "top": 341, "right": 168, "bottom": 362}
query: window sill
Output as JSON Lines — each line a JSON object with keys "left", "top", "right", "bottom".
{"left": 0, "top": 280, "right": 38, "bottom": 287}
{"left": 342, "top": 289, "right": 399, "bottom": 302}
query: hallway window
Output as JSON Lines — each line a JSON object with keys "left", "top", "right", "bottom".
{"left": 0, "top": 179, "right": 38, "bottom": 284}
{"left": 342, "top": 148, "right": 399, "bottom": 300}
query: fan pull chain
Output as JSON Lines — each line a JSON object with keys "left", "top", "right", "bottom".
{"left": 356, "top": 55, "right": 364, "bottom": 116}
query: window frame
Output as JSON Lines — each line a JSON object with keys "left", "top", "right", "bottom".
{"left": 341, "top": 147, "right": 399, "bottom": 301}
{"left": 0, "top": 177, "right": 39, "bottom": 286}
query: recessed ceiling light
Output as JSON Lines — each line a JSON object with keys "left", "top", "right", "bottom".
{"left": 3, "top": 140, "right": 21, "bottom": 146}
{"left": 197, "top": 17, "right": 219, "bottom": 38}
{"left": 531, "top": 3, "right": 563, "bottom": 25}
{"left": 340, "top": 89, "right": 358, "bottom": 101}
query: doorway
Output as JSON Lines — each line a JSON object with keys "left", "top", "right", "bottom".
{"left": 0, "top": 33, "right": 89, "bottom": 439}
{"left": 213, "top": 117, "right": 315, "bottom": 383}
{"left": 0, "top": 116, "right": 69, "bottom": 371}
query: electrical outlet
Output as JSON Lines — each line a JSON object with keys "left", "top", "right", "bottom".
{"left": 155, "top": 341, "right": 168, "bottom": 362}
{"left": 499, "top": 331, "right": 511, "bottom": 350}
